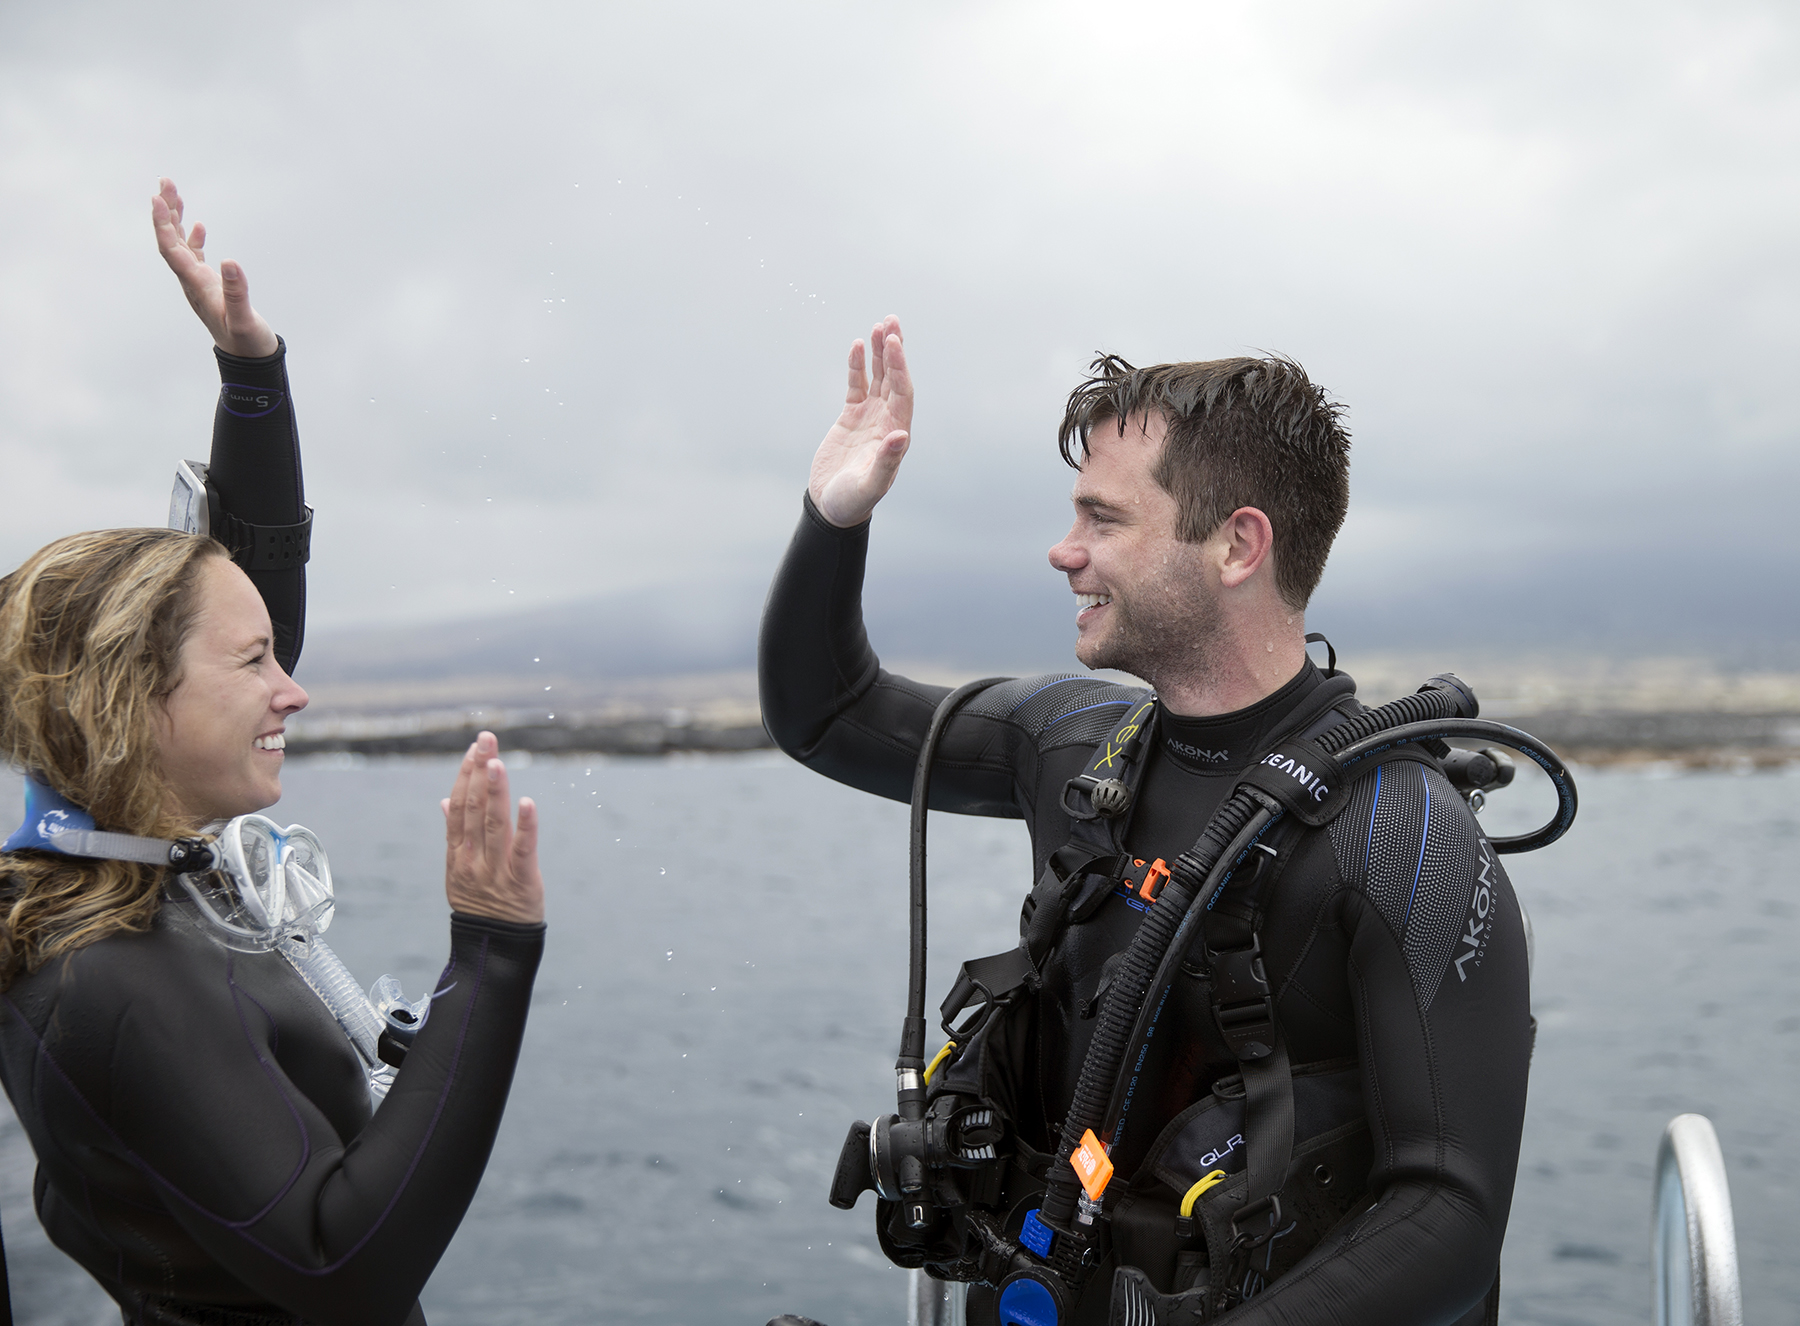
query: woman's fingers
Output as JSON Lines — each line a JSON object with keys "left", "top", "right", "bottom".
{"left": 506, "top": 797, "right": 546, "bottom": 922}
{"left": 441, "top": 734, "right": 545, "bottom": 923}
{"left": 443, "top": 738, "right": 479, "bottom": 848}
{"left": 482, "top": 757, "right": 513, "bottom": 865}
{"left": 512, "top": 797, "right": 539, "bottom": 872}
{"left": 458, "top": 733, "right": 495, "bottom": 852}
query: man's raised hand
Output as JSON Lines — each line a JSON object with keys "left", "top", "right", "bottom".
{"left": 808, "top": 315, "right": 914, "bottom": 528}
{"left": 152, "top": 178, "right": 279, "bottom": 359}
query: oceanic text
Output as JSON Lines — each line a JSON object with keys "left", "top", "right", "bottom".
{"left": 1260, "top": 752, "right": 1329, "bottom": 802}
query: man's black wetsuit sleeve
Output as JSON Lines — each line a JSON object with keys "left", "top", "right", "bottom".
{"left": 759, "top": 493, "right": 1027, "bottom": 817}
{"left": 1231, "top": 773, "right": 1532, "bottom": 1325}
{"left": 208, "top": 339, "right": 307, "bottom": 673}
{"left": 108, "top": 914, "right": 542, "bottom": 1326}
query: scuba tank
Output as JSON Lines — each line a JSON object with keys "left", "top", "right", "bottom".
{"left": 829, "top": 670, "right": 1579, "bottom": 1324}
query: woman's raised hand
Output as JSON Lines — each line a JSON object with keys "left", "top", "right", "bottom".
{"left": 807, "top": 315, "right": 914, "bottom": 528}
{"left": 151, "top": 178, "right": 280, "bottom": 359}
{"left": 440, "top": 732, "right": 545, "bottom": 924}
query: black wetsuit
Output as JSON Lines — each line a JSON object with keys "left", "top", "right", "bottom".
{"left": 0, "top": 904, "right": 543, "bottom": 1326}
{"left": 759, "top": 496, "right": 1532, "bottom": 1326}
{"left": 0, "top": 344, "right": 547, "bottom": 1326}
{"left": 208, "top": 340, "right": 309, "bottom": 674}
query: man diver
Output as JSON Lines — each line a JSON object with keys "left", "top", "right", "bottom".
{"left": 759, "top": 318, "right": 1530, "bottom": 1324}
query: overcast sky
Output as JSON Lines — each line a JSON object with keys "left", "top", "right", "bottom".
{"left": 1, "top": 1, "right": 1795, "bottom": 672}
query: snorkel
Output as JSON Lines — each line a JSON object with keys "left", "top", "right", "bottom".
{"left": 3, "top": 773, "right": 431, "bottom": 1100}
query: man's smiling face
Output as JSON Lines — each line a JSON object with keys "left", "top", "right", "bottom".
{"left": 1047, "top": 410, "right": 1222, "bottom": 681}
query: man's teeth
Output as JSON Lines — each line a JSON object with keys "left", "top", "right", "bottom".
{"left": 1076, "top": 593, "right": 1112, "bottom": 612}
{"left": 253, "top": 734, "right": 286, "bottom": 751}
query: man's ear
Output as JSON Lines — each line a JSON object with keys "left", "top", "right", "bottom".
{"left": 1217, "top": 507, "right": 1275, "bottom": 590}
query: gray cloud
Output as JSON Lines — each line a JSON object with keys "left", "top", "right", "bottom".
{"left": 1, "top": 0, "right": 1795, "bottom": 665}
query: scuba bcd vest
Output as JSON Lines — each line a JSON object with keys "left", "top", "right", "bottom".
{"left": 828, "top": 659, "right": 1578, "bottom": 1325}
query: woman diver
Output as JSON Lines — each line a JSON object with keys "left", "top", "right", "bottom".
{"left": 0, "top": 182, "right": 545, "bottom": 1326}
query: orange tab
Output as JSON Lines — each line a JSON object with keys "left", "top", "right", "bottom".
{"left": 1069, "top": 1129, "right": 1114, "bottom": 1201}
{"left": 1138, "top": 858, "right": 1171, "bottom": 903}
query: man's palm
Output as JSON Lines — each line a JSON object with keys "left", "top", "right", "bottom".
{"left": 809, "top": 316, "right": 914, "bottom": 528}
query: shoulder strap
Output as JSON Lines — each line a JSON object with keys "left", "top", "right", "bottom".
{"left": 936, "top": 694, "right": 1158, "bottom": 1041}
{"left": 1200, "top": 675, "right": 1356, "bottom": 1255}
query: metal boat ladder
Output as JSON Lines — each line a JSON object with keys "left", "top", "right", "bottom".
{"left": 1655, "top": 1113, "right": 1742, "bottom": 1326}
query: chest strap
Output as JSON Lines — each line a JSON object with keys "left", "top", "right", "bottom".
{"left": 937, "top": 694, "right": 1158, "bottom": 1041}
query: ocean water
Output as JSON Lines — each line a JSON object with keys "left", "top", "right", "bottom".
{"left": 1, "top": 753, "right": 1797, "bottom": 1326}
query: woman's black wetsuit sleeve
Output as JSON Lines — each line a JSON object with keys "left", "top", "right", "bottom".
{"left": 207, "top": 339, "right": 307, "bottom": 673}
{"left": 760, "top": 494, "right": 1049, "bottom": 818}
{"left": 110, "top": 914, "right": 541, "bottom": 1326}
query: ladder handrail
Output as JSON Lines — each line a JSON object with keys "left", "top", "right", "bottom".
{"left": 1653, "top": 1114, "right": 1743, "bottom": 1326}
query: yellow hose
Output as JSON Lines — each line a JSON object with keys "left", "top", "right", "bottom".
{"left": 1179, "top": 1169, "right": 1229, "bottom": 1217}
{"left": 923, "top": 1042, "right": 956, "bottom": 1086}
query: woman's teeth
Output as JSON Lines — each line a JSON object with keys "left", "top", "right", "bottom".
{"left": 253, "top": 734, "right": 286, "bottom": 751}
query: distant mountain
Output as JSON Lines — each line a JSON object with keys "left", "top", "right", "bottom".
{"left": 298, "top": 552, "right": 1800, "bottom": 689}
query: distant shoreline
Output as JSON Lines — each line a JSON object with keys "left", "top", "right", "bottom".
{"left": 284, "top": 706, "right": 1800, "bottom": 768}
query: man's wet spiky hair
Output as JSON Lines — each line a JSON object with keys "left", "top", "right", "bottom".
{"left": 1057, "top": 353, "right": 1351, "bottom": 609}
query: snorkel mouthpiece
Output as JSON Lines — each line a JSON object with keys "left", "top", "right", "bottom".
{"left": 5, "top": 776, "right": 427, "bottom": 1103}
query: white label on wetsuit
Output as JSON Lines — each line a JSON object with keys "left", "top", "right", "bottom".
{"left": 1455, "top": 841, "right": 1498, "bottom": 982}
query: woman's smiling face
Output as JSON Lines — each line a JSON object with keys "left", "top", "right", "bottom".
{"left": 155, "top": 556, "right": 309, "bottom": 825}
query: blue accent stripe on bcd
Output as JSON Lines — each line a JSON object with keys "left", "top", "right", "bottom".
{"left": 1363, "top": 764, "right": 1383, "bottom": 876}
{"left": 1402, "top": 765, "right": 1432, "bottom": 931}
{"left": 1048, "top": 698, "right": 1132, "bottom": 726}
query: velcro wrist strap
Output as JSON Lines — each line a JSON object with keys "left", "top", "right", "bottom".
{"left": 1233, "top": 737, "right": 1347, "bottom": 827}
{"left": 217, "top": 506, "right": 313, "bottom": 571}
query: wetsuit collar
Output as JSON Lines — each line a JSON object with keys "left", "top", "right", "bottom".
{"left": 1158, "top": 661, "right": 1325, "bottom": 773}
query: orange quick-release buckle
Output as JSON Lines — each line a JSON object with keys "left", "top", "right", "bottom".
{"left": 1124, "top": 857, "right": 1172, "bottom": 903}
{"left": 1070, "top": 1128, "right": 1114, "bottom": 1201}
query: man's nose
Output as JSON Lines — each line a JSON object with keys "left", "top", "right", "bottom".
{"left": 1048, "top": 529, "right": 1086, "bottom": 573}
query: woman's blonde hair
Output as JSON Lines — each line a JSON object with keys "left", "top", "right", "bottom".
{"left": 0, "top": 528, "right": 226, "bottom": 987}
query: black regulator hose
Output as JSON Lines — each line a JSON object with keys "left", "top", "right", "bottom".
{"left": 1333, "top": 718, "right": 1577, "bottom": 854}
{"left": 1095, "top": 714, "right": 1579, "bottom": 1160}
{"left": 1038, "top": 678, "right": 1498, "bottom": 1232}
{"left": 898, "top": 679, "right": 1010, "bottom": 1122}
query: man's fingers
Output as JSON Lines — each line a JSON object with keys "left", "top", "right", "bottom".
{"left": 882, "top": 329, "right": 914, "bottom": 402}
{"left": 844, "top": 339, "right": 868, "bottom": 404}
{"left": 869, "top": 323, "right": 888, "bottom": 393}
{"left": 863, "top": 431, "right": 910, "bottom": 494}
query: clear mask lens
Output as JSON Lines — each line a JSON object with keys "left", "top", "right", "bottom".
{"left": 178, "top": 815, "right": 336, "bottom": 951}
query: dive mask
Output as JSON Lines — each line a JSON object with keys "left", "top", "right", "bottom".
{"left": 3, "top": 775, "right": 334, "bottom": 951}
{"left": 176, "top": 816, "right": 335, "bottom": 952}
